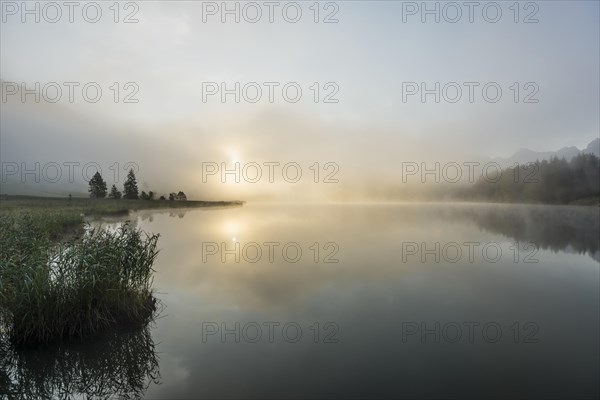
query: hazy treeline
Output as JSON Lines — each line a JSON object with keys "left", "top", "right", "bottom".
{"left": 468, "top": 153, "right": 600, "bottom": 204}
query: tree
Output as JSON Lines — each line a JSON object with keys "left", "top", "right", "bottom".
{"left": 88, "top": 172, "right": 107, "bottom": 198}
{"left": 109, "top": 184, "right": 122, "bottom": 199}
{"left": 123, "top": 169, "right": 139, "bottom": 199}
{"left": 169, "top": 193, "right": 175, "bottom": 201}
{"left": 470, "top": 153, "right": 600, "bottom": 204}
{"left": 140, "top": 191, "right": 149, "bottom": 200}
{"left": 148, "top": 191, "right": 154, "bottom": 200}
{"left": 177, "top": 191, "right": 187, "bottom": 201}
{"left": 159, "top": 195, "right": 166, "bottom": 201}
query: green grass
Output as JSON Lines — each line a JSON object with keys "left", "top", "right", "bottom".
{"left": 0, "top": 215, "right": 159, "bottom": 345}
{"left": 0, "top": 195, "right": 243, "bottom": 345}
{"left": 0, "top": 195, "right": 244, "bottom": 217}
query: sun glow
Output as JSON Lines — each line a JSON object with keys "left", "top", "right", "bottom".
{"left": 223, "top": 220, "right": 245, "bottom": 242}
{"left": 224, "top": 147, "right": 242, "bottom": 165}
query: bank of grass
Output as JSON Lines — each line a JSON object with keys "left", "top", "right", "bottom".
{"left": 0, "top": 195, "right": 244, "bottom": 217}
{"left": 0, "top": 195, "right": 243, "bottom": 345}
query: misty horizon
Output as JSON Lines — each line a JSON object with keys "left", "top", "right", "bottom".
{"left": 1, "top": 2, "right": 599, "bottom": 399}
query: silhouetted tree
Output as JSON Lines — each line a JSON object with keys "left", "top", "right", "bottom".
{"left": 148, "top": 191, "right": 154, "bottom": 200}
{"left": 169, "top": 193, "right": 175, "bottom": 201}
{"left": 140, "top": 191, "right": 149, "bottom": 200}
{"left": 108, "top": 184, "right": 122, "bottom": 199}
{"left": 123, "top": 169, "right": 139, "bottom": 199}
{"left": 159, "top": 195, "right": 166, "bottom": 201}
{"left": 88, "top": 172, "right": 107, "bottom": 198}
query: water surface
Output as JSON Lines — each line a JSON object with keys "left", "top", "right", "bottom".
{"left": 3, "top": 203, "right": 599, "bottom": 399}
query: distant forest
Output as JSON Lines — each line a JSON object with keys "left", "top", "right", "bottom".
{"left": 468, "top": 153, "right": 600, "bottom": 205}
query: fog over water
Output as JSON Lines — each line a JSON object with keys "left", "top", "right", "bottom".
{"left": 2, "top": 1, "right": 599, "bottom": 201}
{"left": 1, "top": 2, "right": 599, "bottom": 399}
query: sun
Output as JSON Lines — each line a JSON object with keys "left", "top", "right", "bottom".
{"left": 224, "top": 147, "right": 242, "bottom": 165}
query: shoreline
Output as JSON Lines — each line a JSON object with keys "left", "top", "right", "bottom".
{"left": 0, "top": 195, "right": 245, "bottom": 240}
{"left": 0, "top": 195, "right": 244, "bottom": 345}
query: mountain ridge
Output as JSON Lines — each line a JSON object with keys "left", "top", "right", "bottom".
{"left": 492, "top": 138, "right": 599, "bottom": 167}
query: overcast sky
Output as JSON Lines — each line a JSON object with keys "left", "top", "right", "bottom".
{"left": 1, "top": 1, "right": 599, "bottom": 200}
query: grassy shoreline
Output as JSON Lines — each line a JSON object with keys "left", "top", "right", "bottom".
{"left": 0, "top": 195, "right": 244, "bottom": 214}
{"left": 0, "top": 195, "right": 244, "bottom": 235}
{"left": 0, "top": 195, "right": 243, "bottom": 345}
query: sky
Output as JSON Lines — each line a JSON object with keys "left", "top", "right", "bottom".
{"left": 1, "top": 0, "right": 599, "bottom": 201}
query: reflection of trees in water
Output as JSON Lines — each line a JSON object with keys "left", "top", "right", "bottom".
{"left": 0, "top": 324, "right": 160, "bottom": 399}
{"left": 138, "top": 210, "right": 187, "bottom": 221}
{"left": 169, "top": 211, "right": 186, "bottom": 219}
{"left": 140, "top": 212, "right": 155, "bottom": 222}
{"left": 462, "top": 206, "right": 600, "bottom": 259}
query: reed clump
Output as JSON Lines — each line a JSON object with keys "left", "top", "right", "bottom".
{"left": 0, "top": 213, "right": 160, "bottom": 345}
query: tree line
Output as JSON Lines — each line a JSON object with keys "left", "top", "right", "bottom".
{"left": 468, "top": 153, "right": 600, "bottom": 204}
{"left": 88, "top": 169, "right": 187, "bottom": 201}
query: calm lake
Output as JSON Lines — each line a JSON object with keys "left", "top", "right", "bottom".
{"left": 3, "top": 203, "right": 599, "bottom": 399}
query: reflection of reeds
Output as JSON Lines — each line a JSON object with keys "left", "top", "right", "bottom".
{"left": 0, "top": 323, "right": 160, "bottom": 399}
{"left": 0, "top": 212, "right": 160, "bottom": 345}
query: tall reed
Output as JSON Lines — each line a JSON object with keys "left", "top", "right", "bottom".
{"left": 0, "top": 213, "right": 160, "bottom": 345}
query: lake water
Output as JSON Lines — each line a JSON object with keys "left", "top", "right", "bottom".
{"left": 3, "top": 203, "right": 599, "bottom": 399}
